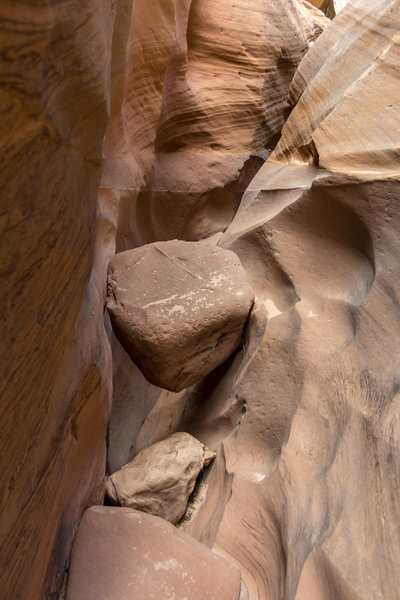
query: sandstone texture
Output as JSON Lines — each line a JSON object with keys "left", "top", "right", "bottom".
{"left": 106, "top": 1, "right": 400, "bottom": 600}
{"left": 0, "top": 1, "right": 126, "bottom": 598}
{"left": 309, "top": 0, "right": 336, "bottom": 18}
{"left": 106, "top": 432, "right": 215, "bottom": 524}
{"left": 101, "top": 0, "right": 328, "bottom": 247}
{"left": 107, "top": 240, "right": 254, "bottom": 391}
{"left": 105, "top": 0, "right": 328, "bottom": 479}
{"left": 210, "top": 1, "right": 400, "bottom": 598}
{"left": 3, "top": 0, "right": 399, "bottom": 598}
{"left": 65, "top": 506, "right": 241, "bottom": 600}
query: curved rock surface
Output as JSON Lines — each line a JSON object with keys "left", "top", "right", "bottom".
{"left": 65, "top": 506, "right": 241, "bottom": 600}
{"left": 106, "top": 432, "right": 215, "bottom": 524}
{"left": 211, "top": 1, "right": 400, "bottom": 598}
{"left": 107, "top": 240, "right": 254, "bottom": 391}
{"left": 309, "top": 0, "right": 336, "bottom": 17}
{"left": 3, "top": 0, "right": 398, "bottom": 598}
{"left": 273, "top": 0, "right": 400, "bottom": 174}
{"left": 101, "top": 0, "right": 328, "bottom": 247}
{"left": 105, "top": 1, "right": 400, "bottom": 599}
{"left": 0, "top": 1, "right": 124, "bottom": 597}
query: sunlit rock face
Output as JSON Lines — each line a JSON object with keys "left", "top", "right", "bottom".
{"left": 334, "top": 0, "right": 350, "bottom": 12}
{"left": 0, "top": 1, "right": 131, "bottom": 598}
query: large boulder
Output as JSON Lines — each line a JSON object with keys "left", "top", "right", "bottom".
{"left": 106, "top": 432, "right": 216, "bottom": 524}
{"left": 107, "top": 240, "right": 254, "bottom": 391}
{"left": 65, "top": 506, "right": 241, "bottom": 600}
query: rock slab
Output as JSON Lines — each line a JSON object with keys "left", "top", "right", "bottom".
{"left": 107, "top": 240, "right": 254, "bottom": 391}
{"left": 106, "top": 432, "right": 216, "bottom": 524}
{"left": 65, "top": 506, "right": 241, "bottom": 600}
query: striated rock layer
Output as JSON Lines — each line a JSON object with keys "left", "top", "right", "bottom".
{"left": 106, "top": 0, "right": 329, "bottom": 482}
{"left": 0, "top": 1, "right": 133, "bottom": 598}
{"left": 0, "top": 0, "right": 326, "bottom": 597}
{"left": 211, "top": 1, "right": 400, "bottom": 598}
{"left": 101, "top": 0, "right": 329, "bottom": 248}
{"left": 3, "top": 0, "right": 399, "bottom": 598}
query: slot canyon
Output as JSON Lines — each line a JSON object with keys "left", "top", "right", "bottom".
{"left": 1, "top": 0, "right": 400, "bottom": 598}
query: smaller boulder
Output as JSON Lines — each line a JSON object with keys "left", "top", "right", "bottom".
{"left": 106, "top": 432, "right": 216, "bottom": 524}
{"left": 106, "top": 240, "right": 254, "bottom": 391}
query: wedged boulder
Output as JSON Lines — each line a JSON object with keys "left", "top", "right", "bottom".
{"left": 106, "top": 240, "right": 254, "bottom": 391}
{"left": 65, "top": 506, "right": 241, "bottom": 600}
{"left": 106, "top": 432, "right": 216, "bottom": 524}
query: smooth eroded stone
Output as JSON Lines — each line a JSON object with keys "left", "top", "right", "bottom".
{"left": 106, "top": 432, "right": 216, "bottom": 524}
{"left": 65, "top": 506, "right": 241, "bottom": 600}
{"left": 107, "top": 240, "right": 254, "bottom": 391}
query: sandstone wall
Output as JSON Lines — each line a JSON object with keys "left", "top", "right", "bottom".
{"left": 105, "top": 0, "right": 328, "bottom": 475}
{"left": 198, "top": 1, "right": 400, "bottom": 598}
{"left": 0, "top": 1, "right": 132, "bottom": 597}
{"left": 102, "top": 0, "right": 328, "bottom": 249}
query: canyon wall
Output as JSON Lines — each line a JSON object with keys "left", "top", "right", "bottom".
{"left": 102, "top": 0, "right": 328, "bottom": 248}
{"left": 0, "top": 1, "right": 132, "bottom": 597}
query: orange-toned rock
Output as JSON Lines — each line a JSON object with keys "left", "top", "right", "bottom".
{"left": 308, "top": 0, "right": 336, "bottom": 18}
{"left": 104, "top": 2, "right": 400, "bottom": 600}
{"left": 0, "top": 1, "right": 125, "bottom": 598}
{"left": 107, "top": 240, "right": 254, "bottom": 391}
{"left": 65, "top": 506, "right": 241, "bottom": 600}
{"left": 104, "top": 0, "right": 329, "bottom": 502}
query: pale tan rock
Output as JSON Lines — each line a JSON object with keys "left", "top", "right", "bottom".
{"left": 104, "top": 0, "right": 328, "bottom": 485}
{"left": 106, "top": 432, "right": 216, "bottom": 524}
{"left": 107, "top": 240, "right": 254, "bottom": 391}
{"left": 4, "top": 2, "right": 396, "bottom": 600}
{"left": 65, "top": 506, "right": 241, "bottom": 600}
{"left": 104, "top": 0, "right": 329, "bottom": 528}
{"left": 273, "top": 0, "right": 400, "bottom": 174}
